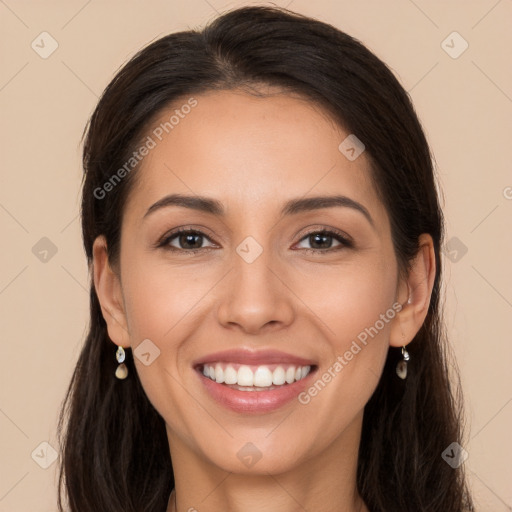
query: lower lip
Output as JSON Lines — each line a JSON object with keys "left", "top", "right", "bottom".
{"left": 196, "top": 368, "right": 317, "bottom": 414}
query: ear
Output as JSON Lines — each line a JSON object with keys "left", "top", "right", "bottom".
{"left": 92, "top": 235, "right": 130, "bottom": 348}
{"left": 389, "top": 233, "right": 436, "bottom": 347}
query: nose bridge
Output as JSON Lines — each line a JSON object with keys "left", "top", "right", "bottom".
{"left": 234, "top": 235, "right": 273, "bottom": 290}
{"left": 231, "top": 215, "right": 276, "bottom": 285}
{"left": 216, "top": 233, "right": 294, "bottom": 332}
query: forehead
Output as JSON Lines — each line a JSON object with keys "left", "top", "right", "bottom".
{"left": 123, "top": 89, "right": 387, "bottom": 225}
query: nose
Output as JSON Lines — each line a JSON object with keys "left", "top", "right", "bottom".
{"left": 216, "top": 244, "right": 295, "bottom": 335}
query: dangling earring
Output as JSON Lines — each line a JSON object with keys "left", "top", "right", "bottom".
{"left": 396, "top": 345, "right": 410, "bottom": 380}
{"left": 115, "top": 345, "right": 128, "bottom": 379}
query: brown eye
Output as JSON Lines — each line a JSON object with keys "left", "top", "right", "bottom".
{"left": 308, "top": 232, "right": 336, "bottom": 249}
{"left": 295, "top": 230, "right": 352, "bottom": 253}
{"left": 175, "top": 232, "right": 204, "bottom": 249}
{"left": 159, "top": 229, "right": 216, "bottom": 251}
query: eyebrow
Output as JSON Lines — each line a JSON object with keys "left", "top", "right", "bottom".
{"left": 143, "top": 193, "right": 374, "bottom": 227}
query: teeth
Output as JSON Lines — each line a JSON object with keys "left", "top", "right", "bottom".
{"left": 272, "top": 366, "right": 286, "bottom": 385}
{"left": 238, "top": 366, "right": 254, "bottom": 386}
{"left": 201, "top": 363, "right": 312, "bottom": 388}
{"left": 224, "top": 365, "right": 238, "bottom": 385}
{"left": 215, "top": 365, "right": 224, "bottom": 384}
{"left": 254, "top": 366, "right": 273, "bottom": 387}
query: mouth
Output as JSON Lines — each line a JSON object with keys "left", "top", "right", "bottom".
{"left": 193, "top": 350, "right": 318, "bottom": 413}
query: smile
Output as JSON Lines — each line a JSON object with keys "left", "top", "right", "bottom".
{"left": 194, "top": 355, "right": 318, "bottom": 413}
{"left": 201, "top": 362, "right": 313, "bottom": 389}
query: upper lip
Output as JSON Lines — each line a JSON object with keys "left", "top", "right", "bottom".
{"left": 193, "top": 348, "right": 317, "bottom": 367}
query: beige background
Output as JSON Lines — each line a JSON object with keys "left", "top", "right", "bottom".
{"left": 0, "top": 0, "right": 511, "bottom": 510}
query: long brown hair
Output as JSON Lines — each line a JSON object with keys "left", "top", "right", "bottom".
{"left": 57, "top": 6, "right": 474, "bottom": 511}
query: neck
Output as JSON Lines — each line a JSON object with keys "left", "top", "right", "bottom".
{"left": 165, "top": 412, "right": 368, "bottom": 512}
{"left": 167, "top": 481, "right": 368, "bottom": 512}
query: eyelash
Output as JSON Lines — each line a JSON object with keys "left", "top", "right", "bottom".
{"left": 156, "top": 226, "right": 353, "bottom": 255}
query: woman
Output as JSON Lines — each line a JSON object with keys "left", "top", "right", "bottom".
{"left": 57, "top": 5, "right": 474, "bottom": 511}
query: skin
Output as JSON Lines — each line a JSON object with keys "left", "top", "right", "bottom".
{"left": 93, "top": 88, "right": 436, "bottom": 512}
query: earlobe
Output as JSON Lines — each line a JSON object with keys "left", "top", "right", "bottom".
{"left": 390, "top": 233, "right": 436, "bottom": 348}
{"left": 92, "top": 235, "right": 130, "bottom": 348}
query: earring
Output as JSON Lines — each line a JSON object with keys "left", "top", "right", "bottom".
{"left": 396, "top": 346, "right": 410, "bottom": 380}
{"left": 115, "top": 345, "right": 128, "bottom": 379}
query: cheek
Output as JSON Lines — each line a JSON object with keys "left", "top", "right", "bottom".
{"left": 118, "top": 254, "right": 226, "bottom": 401}
{"left": 294, "top": 256, "right": 398, "bottom": 410}
{"left": 295, "top": 253, "right": 398, "bottom": 345}
{"left": 121, "top": 258, "right": 213, "bottom": 340}
{"left": 119, "top": 260, "right": 210, "bottom": 433}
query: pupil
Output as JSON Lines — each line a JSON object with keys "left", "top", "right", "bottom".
{"left": 312, "top": 233, "right": 331, "bottom": 249}
{"left": 182, "top": 233, "right": 201, "bottom": 248}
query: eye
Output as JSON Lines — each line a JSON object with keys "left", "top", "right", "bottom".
{"left": 294, "top": 229, "right": 353, "bottom": 253}
{"left": 156, "top": 227, "right": 353, "bottom": 254}
{"left": 158, "top": 228, "right": 217, "bottom": 252}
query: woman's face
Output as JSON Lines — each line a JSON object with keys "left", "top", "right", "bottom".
{"left": 106, "top": 89, "right": 406, "bottom": 474}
